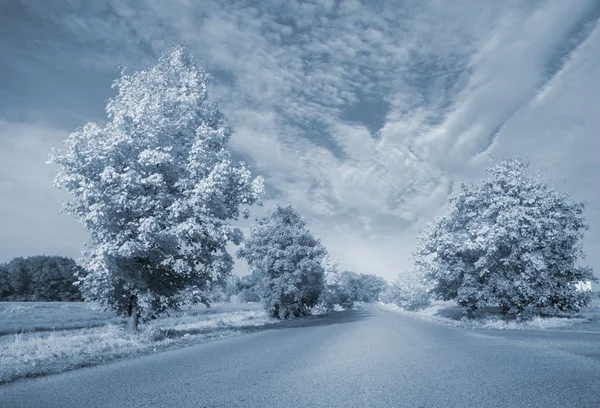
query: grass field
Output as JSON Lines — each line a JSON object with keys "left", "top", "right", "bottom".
{"left": 0, "top": 302, "right": 118, "bottom": 335}
{"left": 0, "top": 301, "right": 265, "bottom": 336}
{"left": 0, "top": 301, "right": 275, "bottom": 384}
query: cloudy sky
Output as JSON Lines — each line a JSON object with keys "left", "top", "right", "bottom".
{"left": 1, "top": 0, "right": 600, "bottom": 282}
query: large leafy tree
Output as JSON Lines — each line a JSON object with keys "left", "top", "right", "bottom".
{"left": 50, "top": 44, "right": 264, "bottom": 329}
{"left": 415, "top": 158, "right": 596, "bottom": 317}
{"left": 237, "top": 206, "right": 325, "bottom": 319}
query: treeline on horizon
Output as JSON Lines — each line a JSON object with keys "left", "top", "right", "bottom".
{"left": 0, "top": 256, "right": 85, "bottom": 301}
{"left": 207, "top": 269, "right": 388, "bottom": 306}
{"left": 0, "top": 254, "right": 388, "bottom": 305}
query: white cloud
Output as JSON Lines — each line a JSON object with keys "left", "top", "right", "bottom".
{"left": 1, "top": 0, "right": 600, "bottom": 281}
{"left": 484, "top": 18, "right": 600, "bottom": 274}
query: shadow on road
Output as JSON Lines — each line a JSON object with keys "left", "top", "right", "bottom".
{"left": 280, "top": 307, "right": 372, "bottom": 329}
{"left": 154, "top": 307, "right": 373, "bottom": 341}
{"left": 236, "top": 306, "right": 373, "bottom": 335}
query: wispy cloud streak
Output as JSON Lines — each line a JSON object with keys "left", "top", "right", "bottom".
{"left": 1, "top": 0, "right": 599, "bottom": 278}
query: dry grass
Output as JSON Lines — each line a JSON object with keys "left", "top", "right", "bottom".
{"left": 0, "top": 302, "right": 275, "bottom": 384}
{"left": 0, "top": 301, "right": 266, "bottom": 336}
{"left": 380, "top": 297, "right": 600, "bottom": 332}
{"left": 0, "top": 325, "right": 146, "bottom": 383}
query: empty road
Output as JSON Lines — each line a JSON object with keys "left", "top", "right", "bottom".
{"left": 2, "top": 304, "right": 599, "bottom": 408}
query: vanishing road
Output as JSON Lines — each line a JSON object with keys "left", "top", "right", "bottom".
{"left": 2, "top": 304, "right": 600, "bottom": 408}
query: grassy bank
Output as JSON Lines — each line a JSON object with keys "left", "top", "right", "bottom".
{"left": 0, "top": 302, "right": 276, "bottom": 384}
{"left": 380, "top": 297, "right": 600, "bottom": 331}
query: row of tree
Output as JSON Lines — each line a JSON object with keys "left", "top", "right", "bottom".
{"left": 0, "top": 256, "right": 84, "bottom": 301}
{"left": 48, "top": 44, "right": 387, "bottom": 330}
{"left": 207, "top": 216, "right": 388, "bottom": 317}
{"left": 28, "top": 44, "right": 597, "bottom": 328}
{"left": 57, "top": 42, "right": 594, "bottom": 327}
{"left": 384, "top": 158, "right": 597, "bottom": 318}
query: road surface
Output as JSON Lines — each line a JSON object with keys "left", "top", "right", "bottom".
{"left": 2, "top": 304, "right": 599, "bottom": 407}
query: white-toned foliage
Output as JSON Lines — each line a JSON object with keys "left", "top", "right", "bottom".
{"left": 415, "top": 158, "right": 596, "bottom": 317}
{"left": 322, "top": 254, "right": 342, "bottom": 287}
{"left": 50, "top": 44, "right": 264, "bottom": 325}
{"left": 318, "top": 255, "right": 353, "bottom": 311}
{"left": 337, "top": 271, "right": 388, "bottom": 303}
{"left": 383, "top": 269, "right": 432, "bottom": 311}
{"left": 237, "top": 206, "right": 325, "bottom": 319}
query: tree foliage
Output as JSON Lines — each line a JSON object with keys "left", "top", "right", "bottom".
{"left": 338, "top": 271, "right": 388, "bottom": 303}
{"left": 0, "top": 256, "right": 84, "bottom": 301}
{"left": 233, "top": 274, "right": 261, "bottom": 303}
{"left": 204, "top": 274, "right": 262, "bottom": 303}
{"left": 318, "top": 255, "right": 353, "bottom": 310}
{"left": 415, "top": 158, "right": 596, "bottom": 317}
{"left": 49, "top": 44, "right": 263, "bottom": 326}
{"left": 382, "top": 269, "right": 431, "bottom": 311}
{"left": 317, "top": 258, "right": 388, "bottom": 310}
{"left": 237, "top": 206, "right": 325, "bottom": 319}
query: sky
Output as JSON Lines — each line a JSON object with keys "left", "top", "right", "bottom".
{"left": 1, "top": 0, "right": 600, "bottom": 283}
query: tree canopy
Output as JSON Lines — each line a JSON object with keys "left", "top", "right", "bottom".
{"left": 238, "top": 206, "right": 326, "bottom": 319}
{"left": 0, "top": 256, "right": 84, "bottom": 301}
{"left": 414, "top": 158, "right": 596, "bottom": 316}
{"left": 49, "top": 44, "right": 263, "bottom": 327}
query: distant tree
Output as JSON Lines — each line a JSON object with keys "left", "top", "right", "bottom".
{"left": 0, "top": 256, "right": 84, "bottom": 301}
{"left": 49, "top": 44, "right": 264, "bottom": 330}
{"left": 35, "top": 256, "right": 84, "bottom": 301}
{"left": 336, "top": 271, "right": 387, "bottom": 303}
{"left": 318, "top": 255, "right": 353, "bottom": 310}
{"left": 204, "top": 271, "right": 232, "bottom": 303}
{"left": 337, "top": 271, "right": 361, "bottom": 303}
{"left": 415, "top": 158, "right": 596, "bottom": 317}
{"left": 0, "top": 263, "right": 13, "bottom": 299}
{"left": 6, "top": 258, "right": 32, "bottom": 300}
{"left": 224, "top": 275, "right": 241, "bottom": 302}
{"left": 208, "top": 274, "right": 263, "bottom": 303}
{"left": 34, "top": 258, "right": 64, "bottom": 300}
{"left": 235, "top": 274, "right": 261, "bottom": 303}
{"left": 355, "top": 273, "right": 388, "bottom": 302}
{"left": 383, "top": 268, "right": 431, "bottom": 311}
{"left": 238, "top": 206, "right": 326, "bottom": 319}
{"left": 205, "top": 274, "right": 251, "bottom": 303}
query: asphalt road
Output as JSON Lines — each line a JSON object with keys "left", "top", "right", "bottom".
{"left": 2, "top": 304, "right": 600, "bottom": 408}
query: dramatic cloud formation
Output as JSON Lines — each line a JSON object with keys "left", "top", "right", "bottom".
{"left": 1, "top": 0, "right": 599, "bottom": 281}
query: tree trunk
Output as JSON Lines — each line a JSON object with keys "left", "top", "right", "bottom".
{"left": 127, "top": 312, "right": 139, "bottom": 332}
{"left": 127, "top": 295, "right": 139, "bottom": 332}
{"left": 201, "top": 297, "right": 211, "bottom": 308}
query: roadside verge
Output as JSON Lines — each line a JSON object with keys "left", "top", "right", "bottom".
{"left": 0, "top": 303, "right": 277, "bottom": 385}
